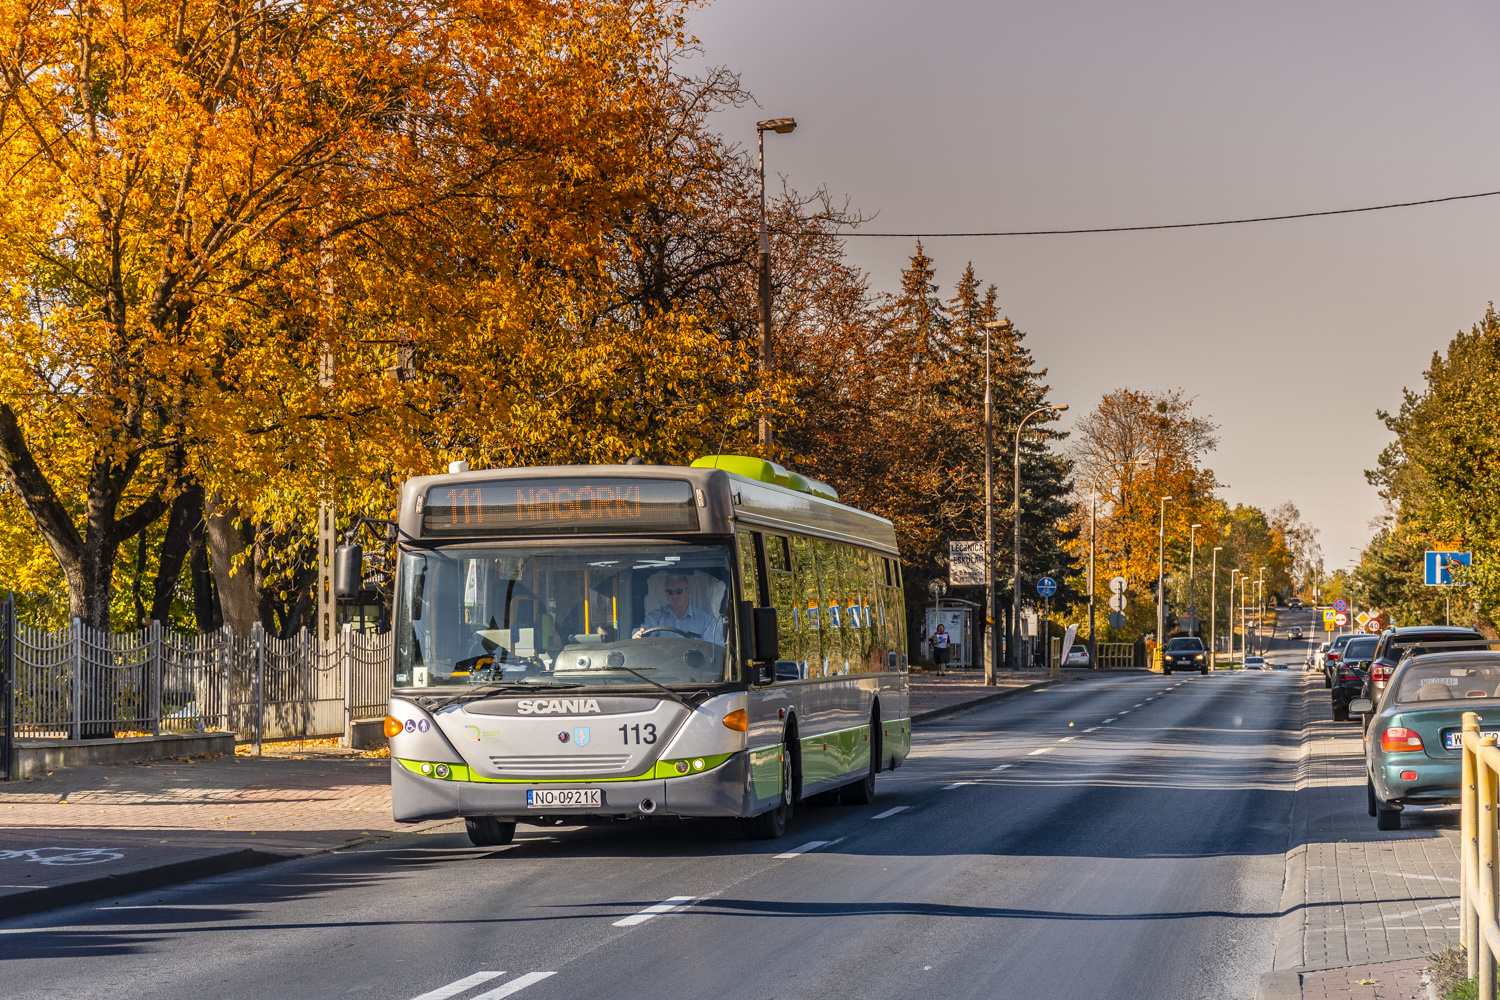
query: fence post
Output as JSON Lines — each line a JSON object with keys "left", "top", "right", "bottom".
{"left": 220, "top": 628, "right": 232, "bottom": 736}
{"left": 69, "top": 618, "right": 81, "bottom": 741}
{"left": 1465, "top": 713, "right": 1479, "bottom": 981}
{"left": 150, "top": 621, "right": 162, "bottom": 737}
{"left": 1, "top": 594, "right": 13, "bottom": 781}
{"left": 253, "top": 623, "right": 265, "bottom": 756}
{"left": 1481, "top": 733, "right": 1498, "bottom": 998}
{"left": 341, "top": 623, "right": 353, "bottom": 748}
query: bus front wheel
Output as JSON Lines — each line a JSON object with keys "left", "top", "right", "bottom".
{"left": 741, "top": 729, "right": 796, "bottom": 839}
{"left": 465, "top": 816, "right": 516, "bottom": 846}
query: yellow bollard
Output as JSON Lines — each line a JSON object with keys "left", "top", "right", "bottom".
{"left": 1465, "top": 712, "right": 1480, "bottom": 980}
{"left": 1480, "top": 733, "right": 1497, "bottom": 999}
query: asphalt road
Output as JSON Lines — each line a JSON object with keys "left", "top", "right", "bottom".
{"left": 1, "top": 646, "right": 1318, "bottom": 1000}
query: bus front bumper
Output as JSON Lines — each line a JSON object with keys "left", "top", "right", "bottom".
{"left": 391, "top": 753, "right": 754, "bottom": 823}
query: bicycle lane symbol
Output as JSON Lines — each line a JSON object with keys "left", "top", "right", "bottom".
{"left": 0, "top": 847, "right": 126, "bottom": 866}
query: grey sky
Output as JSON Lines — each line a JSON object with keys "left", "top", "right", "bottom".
{"left": 688, "top": 0, "right": 1500, "bottom": 571}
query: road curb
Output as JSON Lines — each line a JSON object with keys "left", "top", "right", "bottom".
{"left": 911, "top": 677, "right": 1061, "bottom": 723}
{"left": 2, "top": 847, "right": 287, "bottom": 919}
{"left": 1259, "top": 674, "right": 1319, "bottom": 999}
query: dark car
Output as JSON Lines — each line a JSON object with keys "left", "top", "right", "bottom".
{"left": 1365, "top": 626, "right": 1487, "bottom": 704}
{"left": 1332, "top": 634, "right": 1378, "bottom": 721}
{"left": 1289, "top": 598, "right": 1303, "bottom": 609}
{"left": 1162, "top": 636, "right": 1209, "bottom": 675}
{"left": 1324, "top": 632, "right": 1359, "bottom": 689}
{"left": 1354, "top": 650, "right": 1500, "bottom": 829}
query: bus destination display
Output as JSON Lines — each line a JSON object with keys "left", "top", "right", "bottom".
{"left": 422, "top": 477, "right": 700, "bottom": 536}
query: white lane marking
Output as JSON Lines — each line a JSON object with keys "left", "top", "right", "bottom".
{"left": 1027, "top": 747, "right": 1053, "bottom": 756}
{"left": 410, "top": 973, "right": 505, "bottom": 1000}
{"left": 943, "top": 781, "right": 977, "bottom": 790}
{"left": 612, "top": 895, "right": 695, "bottom": 926}
{"left": 1133, "top": 703, "right": 1143, "bottom": 707}
{"left": 471, "top": 973, "right": 559, "bottom": 1000}
{"left": 1118, "top": 710, "right": 1131, "bottom": 715}
{"left": 1084, "top": 727, "right": 1099, "bottom": 733}
{"left": 873, "top": 806, "right": 909, "bottom": 819}
{"left": 1145, "top": 697, "right": 1154, "bottom": 702}
{"left": 1102, "top": 718, "right": 1117, "bottom": 724}
{"left": 991, "top": 764, "right": 1012, "bottom": 771}
{"left": 1056, "top": 736, "right": 1076, "bottom": 743}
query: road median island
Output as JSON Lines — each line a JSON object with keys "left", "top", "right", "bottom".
{"left": 1260, "top": 674, "right": 1461, "bottom": 1000}
{"left": 0, "top": 745, "right": 461, "bottom": 919}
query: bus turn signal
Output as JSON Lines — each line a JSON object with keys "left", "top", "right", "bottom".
{"left": 722, "top": 709, "right": 749, "bottom": 732}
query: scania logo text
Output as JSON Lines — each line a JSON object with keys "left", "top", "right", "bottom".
{"left": 516, "top": 698, "right": 603, "bottom": 715}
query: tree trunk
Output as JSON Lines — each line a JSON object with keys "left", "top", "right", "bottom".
{"left": 206, "top": 494, "right": 258, "bottom": 635}
{"left": 150, "top": 482, "right": 206, "bottom": 626}
{"left": 189, "top": 518, "right": 220, "bottom": 633}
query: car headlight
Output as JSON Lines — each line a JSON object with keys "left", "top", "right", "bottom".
{"left": 1194, "top": 654, "right": 1204, "bottom": 660}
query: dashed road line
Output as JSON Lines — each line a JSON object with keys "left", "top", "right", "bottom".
{"left": 872, "top": 806, "right": 909, "bottom": 819}
{"left": 472, "top": 973, "right": 559, "bottom": 1000}
{"left": 944, "top": 781, "right": 977, "bottom": 789}
{"left": 991, "top": 764, "right": 1012, "bottom": 771}
{"left": 1102, "top": 718, "right": 1116, "bottom": 724}
{"left": 613, "top": 895, "right": 695, "bottom": 925}
{"left": 1056, "top": 736, "right": 1075, "bottom": 743}
{"left": 410, "top": 973, "right": 505, "bottom": 1000}
{"left": 1119, "top": 710, "right": 1131, "bottom": 715}
{"left": 1083, "top": 727, "right": 1099, "bottom": 733}
{"left": 1027, "top": 747, "right": 1053, "bottom": 756}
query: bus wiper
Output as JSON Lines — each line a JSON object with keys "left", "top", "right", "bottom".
{"left": 419, "top": 681, "right": 584, "bottom": 711}
{"left": 612, "top": 666, "right": 702, "bottom": 710}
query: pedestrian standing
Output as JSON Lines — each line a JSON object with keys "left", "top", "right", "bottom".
{"left": 929, "top": 623, "right": 952, "bottom": 671}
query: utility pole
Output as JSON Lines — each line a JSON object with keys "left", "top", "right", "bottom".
{"left": 1156, "top": 495, "right": 1174, "bottom": 644}
{"left": 755, "top": 117, "right": 796, "bottom": 452}
{"left": 1210, "top": 547, "right": 1223, "bottom": 666}
{"left": 1088, "top": 494, "right": 1097, "bottom": 669}
{"left": 1257, "top": 567, "right": 1266, "bottom": 654}
{"left": 982, "top": 321, "right": 1005, "bottom": 685}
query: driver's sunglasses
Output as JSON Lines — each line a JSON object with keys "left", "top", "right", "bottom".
{"left": 665, "top": 587, "right": 686, "bottom": 596}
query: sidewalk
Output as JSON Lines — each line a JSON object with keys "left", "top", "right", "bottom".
{"left": 0, "top": 744, "right": 459, "bottom": 917}
{"left": 1261, "top": 676, "right": 1460, "bottom": 999}
{"left": 907, "top": 668, "right": 1061, "bottom": 720}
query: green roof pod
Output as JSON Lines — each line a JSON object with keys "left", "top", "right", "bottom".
{"left": 690, "top": 454, "right": 793, "bottom": 488}
{"left": 801, "top": 476, "right": 839, "bottom": 502}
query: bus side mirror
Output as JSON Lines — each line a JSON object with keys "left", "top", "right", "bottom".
{"left": 334, "top": 544, "right": 363, "bottom": 601}
{"left": 753, "top": 606, "right": 780, "bottom": 663}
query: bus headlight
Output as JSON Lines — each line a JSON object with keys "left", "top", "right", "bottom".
{"left": 384, "top": 716, "right": 403, "bottom": 738}
{"left": 722, "top": 709, "right": 749, "bottom": 732}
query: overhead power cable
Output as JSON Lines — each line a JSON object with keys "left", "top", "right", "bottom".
{"left": 831, "top": 187, "right": 1500, "bottom": 238}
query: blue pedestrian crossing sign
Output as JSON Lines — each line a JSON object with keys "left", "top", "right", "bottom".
{"left": 1425, "top": 550, "right": 1472, "bottom": 586}
{"left": 1036, "top": 577, "right": 1058, "bottom": 598}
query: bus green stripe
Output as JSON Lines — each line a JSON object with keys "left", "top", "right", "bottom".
{"left": 396, "top": 753, "right": 735, "bottom": 784}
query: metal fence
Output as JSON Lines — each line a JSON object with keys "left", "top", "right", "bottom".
{"left": 1095, "top": 642, "right": 1135, "bottom": 669}
{"left": 13, "top": 620, "right": 390, "bottom": 746}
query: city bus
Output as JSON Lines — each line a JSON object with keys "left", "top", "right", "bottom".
{"left": 372, "top": 455, "right": 911, "bottom": 844}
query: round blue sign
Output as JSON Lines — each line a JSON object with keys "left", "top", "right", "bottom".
{"left": 1334, "top": 599, "right": 1348, "bottom": 612}
{"left": 1036, "top": 576, "right": 1058, "bottom": 598}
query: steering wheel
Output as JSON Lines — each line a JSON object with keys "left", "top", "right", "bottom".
{"left": 636, "top": 626, "right": 693, "bottom": 638}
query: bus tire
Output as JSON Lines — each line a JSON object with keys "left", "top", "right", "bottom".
{"left": 464, "top": 816, "right": 516, "bottom": 846}
{"left": 840, "top": 705, "right": 881, "bottom": 806}
{"left": 741, "top": 732, "right": 795, "bottom": 840}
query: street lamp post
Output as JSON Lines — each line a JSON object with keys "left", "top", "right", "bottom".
{"left": 1210, "top": 546, "right": 1222, "bottom": 664}
{"left": 1230, "top": 569, "right": 1241, "bottom": 664}
{"left": 755, "top": 117, "right": 796, "bottom": 451}
{"left": 1156, "top": 496, "right": 1174, "bottom": 644}
{"left": 1012, "top": 403, "right": 1069, "bottom": 669}
{"left": 1238, "top": 571, "right": 1247, "bottom": 667}
{"left": 1257, "top": 567, "right": 1267, "bottom": 653}
{"left": 1088, "top": 494, "right": 1098, "bottom": 669}
{"left": 981, "top": 321, "right": 1006, "bottom": 685}
{"left": 1187, "top": 523, "right": 1202, "bottom": 632}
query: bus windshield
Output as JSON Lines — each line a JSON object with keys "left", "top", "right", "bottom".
{"left": 393, "top": 541, "right": 737, "bottom": 690}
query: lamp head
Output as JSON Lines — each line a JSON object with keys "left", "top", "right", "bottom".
{"left": 758, "top": 117, "right": 797, "bottom": 134}
{"left": 1191, "top": 523, "right": 1203, "bottom": 529}
{"left": 1052, "top": 403, "right": 1069, "bottom": 412}
{"left": 1161, "top": 495, "right": 1174, "bottom": 502}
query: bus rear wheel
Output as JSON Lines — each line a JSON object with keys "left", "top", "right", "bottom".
{"left": 465, "top": 816, "right": 516, "bottom": 846}
{"left": 840, "top": 707, "right": 881, "bottom": 806}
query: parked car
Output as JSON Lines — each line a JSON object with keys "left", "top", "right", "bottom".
{"left": 1354, "top": 650, "right": 1500, "bottom": 830}
{"left": 1162, "top": 636, "right": 1209, "bottom": 675}
{"left": 1062, "top": 645, "right": 1091, "bottom": 668}
{"left": 1364, "top": 626, "right": 1487, "bottom": 705}
{"left": 1324, "top": 632, "right": 1359, "bottom": 689}
{"left": 1332, "top": 634, "right": 1378, "bottom": 721}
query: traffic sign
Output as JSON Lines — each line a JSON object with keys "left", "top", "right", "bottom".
{"left": 1323, "top": 610, "right": 1336, "bottom": 627}
{"left": 1109, "top": 576, "right": 1127, "bottom": 595}
{"left": 1108, "top": 611, "right": 1126, "bottom": 630}
{"left": 948, "top": 541, "right": 985, "bottom": 586}
{"left": 1036, "top": 577, "right": 1058, "bottom": 598}
{"left": 1334, "top": 612, "right": 1348, "bottom": 627}
{"left": 1178, "top": 614, "right": 1201, "bottom": 634}
{"left": 1364, "top": 619, "right": 1382, "bottom": 634}
{"left": 1355, "top": 611, "right": 1370, "bottom": 626}
{"left": 1108, "top": 593, "right": 1127, "bottom": 612}
{"left": 1425, "top": 550, "right": 1472, "bottom": 587}
{"left": 1334, "top": 599, "right": 1348, "bottom": 613}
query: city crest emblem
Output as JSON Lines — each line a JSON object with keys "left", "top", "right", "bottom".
{"left": 573, "top": 727, "right": 591, "bottom": 747}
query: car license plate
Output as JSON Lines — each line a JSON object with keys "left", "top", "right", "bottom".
{"left": 1444, "top": 731, "right": 1500, "bottom": 750}
{"left": 526, "top": 788, "right": 601, "bottom": 809}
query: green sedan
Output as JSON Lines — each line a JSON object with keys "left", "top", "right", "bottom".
{"left": 1352, "top": 650, "right": 1500, "bottom": 831}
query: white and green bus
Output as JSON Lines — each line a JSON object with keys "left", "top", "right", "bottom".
{"left": 373, "top": 455, "right": 911, "bottom": 843}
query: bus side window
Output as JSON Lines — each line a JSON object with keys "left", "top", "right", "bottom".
{"left": 792, "top": 534, "right": 821, "bottom": 677}
{"left": 765, "top": 535, "right": 797, "bottom": 674}
{"left": 816, "top": 539, "right": 847, "bottom": 675}
{"left": 736, "top": 531, "right": 764, "bottom": 606}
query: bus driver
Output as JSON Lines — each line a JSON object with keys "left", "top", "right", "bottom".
{"left": 633, "top": 572, "right": 725, "bottom": 644}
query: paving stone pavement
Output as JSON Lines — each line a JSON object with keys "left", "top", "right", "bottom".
{"left": 1262, "top": 675, "right": 1460, "bottom": 999}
